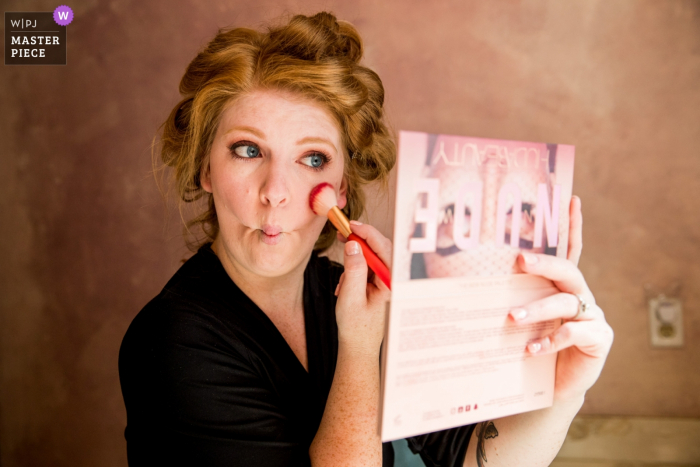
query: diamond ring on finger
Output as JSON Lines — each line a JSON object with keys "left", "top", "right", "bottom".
{"left": 573, "top": 293, "right": 590, "bottom": 320}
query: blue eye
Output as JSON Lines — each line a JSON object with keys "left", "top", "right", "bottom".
{"left": 302, "top": 153, "right": 327, "bottom": 168}
{"left": 232, "top": 144, "right": 260, "bottom": 158}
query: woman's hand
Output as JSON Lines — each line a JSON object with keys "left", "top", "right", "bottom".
{"left": 333, "top": 221, "right": 392, "bottom": 356}
{"left": 509, "top": 196, "right": 614, "bottom": 402}
{"left": 310, "top": 221, "right": 390, "bottom": 466}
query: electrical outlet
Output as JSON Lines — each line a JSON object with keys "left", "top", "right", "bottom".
{"left": 648, "top": 295, "right": 684, "bottom": 348}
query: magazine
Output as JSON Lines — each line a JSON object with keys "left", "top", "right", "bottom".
{"left": 380, "top": 131, "right": 575, "bottom": 440}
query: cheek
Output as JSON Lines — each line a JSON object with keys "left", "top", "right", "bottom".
{"left": 333, "top": 170, "right": 347, "bottom": 210}
{"left": 304, "top": 167, "right": 346, "bottom": 210}
{"left": 270, "top": 176, "right": 331, "bottom": 228}
{"left": 211, "top": 169, "right": 255, "bottom": 215}
{"left": 337, "top": 191, "right": 347, "bottom": 210}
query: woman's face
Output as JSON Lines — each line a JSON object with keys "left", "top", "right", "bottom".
{"left": 202, "top": 89, "right": 347, "bottom": 279}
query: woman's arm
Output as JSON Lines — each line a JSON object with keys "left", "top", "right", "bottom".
{"left": 309, "top": 342, "right": 383, "bottom": 466}
{"left": 309, "top": 223, "right": 391, "bottom": 467}
{"left": 464, "top": 397, "right": 582, "bottom": 467}
{"left": 463, "top": 197, "right": 614, "bottom": 467}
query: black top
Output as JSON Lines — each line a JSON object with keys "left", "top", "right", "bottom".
{"left": 119, "top": 244, "right": 474, "bottom": 466}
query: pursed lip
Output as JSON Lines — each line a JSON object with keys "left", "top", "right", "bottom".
{"left": 261, "top": 225, "right": 282, "bottom": 236}
{"left": 260, "top": 224, "right": 284, "bottom": 245}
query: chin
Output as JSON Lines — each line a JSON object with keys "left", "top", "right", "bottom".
{"left": 250, "top": 253, "right": 299, "bottom": 277}
{"left": 246, "top": 235, "right": 314, "bottom": 277}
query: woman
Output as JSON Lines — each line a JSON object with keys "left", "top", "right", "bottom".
{"left": 119, "top": 12, "right": 613, "bottom": 467}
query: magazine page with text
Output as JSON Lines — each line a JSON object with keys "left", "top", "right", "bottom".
{"left": 381, "top": 130, "right": 575, "bottom": 441}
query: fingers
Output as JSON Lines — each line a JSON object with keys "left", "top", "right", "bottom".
{"left": 567, "top": 196, "right": 583, "bottom": 266}
{"left": 336, "top": 240, "right": 369, "bottom": 306}
{"left": 334, "top": 239, "right": 388, "bottom": 356}
{"left": 526, "top": 320, "right": 614, "bottom": 359}
{"left": 509, "top": 293, "right": 603, "bottom": 323}
{"left": 348, "top": 220, "right": 393, "bottom": 268}
{"left": 335, "top": 270, "right": 372, "bottom": 297}
{"left": 517, "top": 252, "right": 590, "bottom": 297}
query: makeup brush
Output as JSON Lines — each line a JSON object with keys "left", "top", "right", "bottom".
{"left": 310, "top": 182, "right": 391, "bottom": 290}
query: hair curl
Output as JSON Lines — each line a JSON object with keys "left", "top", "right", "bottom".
{"left": 158, "top": 11, "right": 396, "bottom": 252}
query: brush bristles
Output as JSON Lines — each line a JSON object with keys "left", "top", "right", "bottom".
{"left": 309, "top": 183, "right": 352, "bottom": 237}
{"left": 309, "top": 183, "right": 338, "bottom": 216}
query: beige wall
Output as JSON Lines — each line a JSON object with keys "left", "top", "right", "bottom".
{"left": 1, "top": 0, "right": 698, "bottom": 465}
{"left": 553, "top": 415, "right": 700, "bottom": 466}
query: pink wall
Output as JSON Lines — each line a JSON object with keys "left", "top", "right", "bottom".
{"left": 1, "top": 1, "right": 698, "bottom": 465}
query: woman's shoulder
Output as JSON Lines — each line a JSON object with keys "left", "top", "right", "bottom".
{"left": 120, "top": 244, "right": 249, "bottom": 357}
{"left": 135, "top": 245, "right": 224, "bottom": 311}
{"left": 157, "top": 243, "right": 229, "bottom": 304}
{"left": 120, "top": 246, "right": 344, "bottom": 363}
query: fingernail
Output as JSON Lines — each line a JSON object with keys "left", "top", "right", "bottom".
{"left": 334, "top": 283, "right": 340, "bottom": 296}
{"left": 349, "top": 220, "right": 363, "bottom": 225}
{"left": 511, "top": 308, "right": 528, "bottom": 320}
{"left": 522, "top": 253, "right": 539, "bottom": 265}
{"left": 346, "top": 241, "right": 360, "bottom": 256}
{"left": 528, "top": 342, "right": 542, "bottom": 353}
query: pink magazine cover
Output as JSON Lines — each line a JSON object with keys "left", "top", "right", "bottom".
{"left": 380, "top": 131, "right": 575, "bottom": 441}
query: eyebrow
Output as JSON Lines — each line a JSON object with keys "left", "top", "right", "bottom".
{"left": 296, "top": 136, "right": 337, "bottom": 152}
{"left": 224, "top": 126, "right": 266, "bottom": 138}
{"left": 225, "top": 127, "right": 338, "bottom": 152}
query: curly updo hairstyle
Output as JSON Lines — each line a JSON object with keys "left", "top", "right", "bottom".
{"left": 159, "top": 11, "right": 396, "bottom": 252}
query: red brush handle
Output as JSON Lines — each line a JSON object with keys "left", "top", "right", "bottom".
{"left": 348, "top": 233, "right": 392, "bottom": 290}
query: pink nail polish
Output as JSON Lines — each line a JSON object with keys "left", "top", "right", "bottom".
{"left": 528, "top": 342, "right": 542, "bottom": 353}
{"left": 346, "top": 241, "right": 360, "bottom": 255}
{"left": 511, "top": 308, "right": 528, "bottom": 320}
{"left": 522, "top": 253, "right": 538, "bottom": 265}
{"left": 349, "top": 220, "right": 363, "bottom": 225}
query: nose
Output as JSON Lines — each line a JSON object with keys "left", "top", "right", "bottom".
{"left": 259, "top": 157, "right": 290, "bottom": 208}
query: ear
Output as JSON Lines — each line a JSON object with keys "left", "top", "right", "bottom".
{"left": 200, "top": 159, "right": 213, "bottom": 193}
{"left": 337, "top": 176, "right": 348, "bottom": 210}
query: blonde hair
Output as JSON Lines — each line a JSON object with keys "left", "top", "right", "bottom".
{"left": 158, "top": 11, "right": 396, "bottom": 252}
